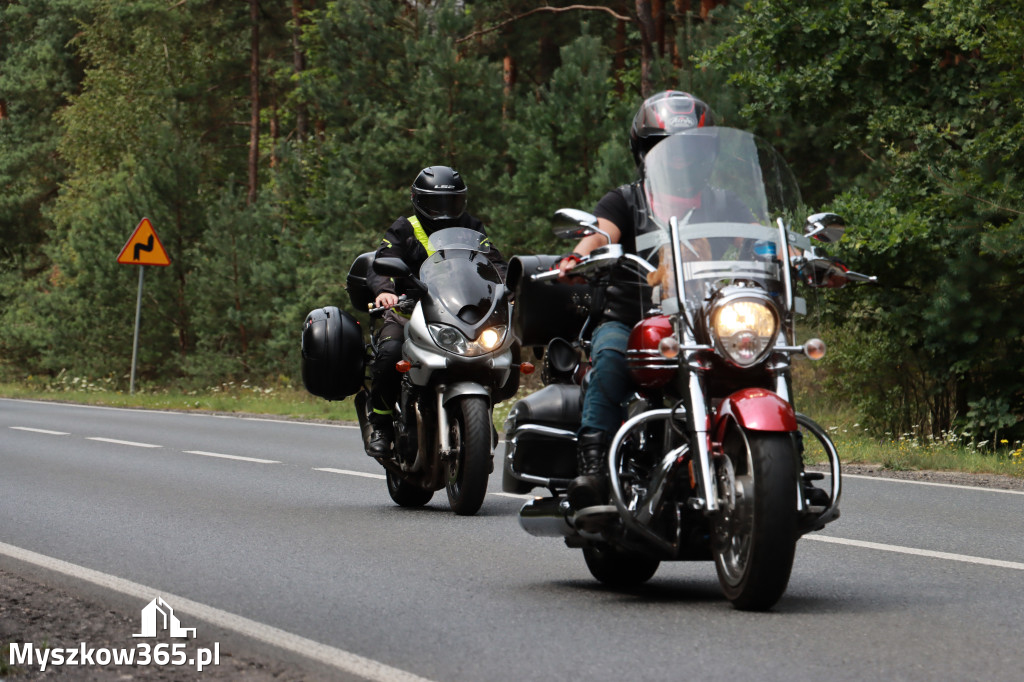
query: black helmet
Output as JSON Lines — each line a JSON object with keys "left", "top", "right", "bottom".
{"left": 629, "top": 90, "right": 715, "bottom": 166}
{"left": 411, "top": 166, "right": 467, "bottom": 228}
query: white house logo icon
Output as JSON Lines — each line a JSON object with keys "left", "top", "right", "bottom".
{"left": 133, "top": 597, "right": 196, "bottom": 639}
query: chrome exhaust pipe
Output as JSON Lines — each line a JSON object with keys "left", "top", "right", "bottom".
{"left": 518, "top": 497, "right": 574, "bottom": 538}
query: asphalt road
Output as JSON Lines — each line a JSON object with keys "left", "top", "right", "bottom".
{"left": 2, "top": 398, "right": 1023, "bottom": 681}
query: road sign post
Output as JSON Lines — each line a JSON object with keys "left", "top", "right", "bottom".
{"left": 117, "top": 218, "right": 171, "bottom": 394}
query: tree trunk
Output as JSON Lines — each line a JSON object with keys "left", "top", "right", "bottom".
{"left": 502, "top": 54, "right": 516, "bottom": 121}
{"left": 291, "top": 0, "right": 308, "bottom": 140}
{"left": 247, "top": 0, "right": 260, "bottom": 206}
{"left": 653, "top": 0, "right": 665, "bottom": 58}
{"left": 635, "top": 0, "right": 656, "bottom": 97}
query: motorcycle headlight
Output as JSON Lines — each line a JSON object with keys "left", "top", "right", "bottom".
{"left": 709, "top": 297, "right": 779, "bottom": 368}
{"left": 428, "top": 324, "right": 507, "bottom": 357}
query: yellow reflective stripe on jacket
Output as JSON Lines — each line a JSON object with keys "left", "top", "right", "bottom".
{"left": 407, "top": 215, "right": 435, "bottom": 257}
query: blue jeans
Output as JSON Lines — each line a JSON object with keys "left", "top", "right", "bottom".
{"left": 580, "top": 321, "right": 632, "bottom": 437}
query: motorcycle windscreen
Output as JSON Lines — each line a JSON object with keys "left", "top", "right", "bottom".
{"left": 420, "top": 248, "right": 506, "bottom": 327}
{"left": 426, "top": 226, "right": 492, "bottom": 254}
{"left": 638, "top": 128, "right": 802, "bottom": 308}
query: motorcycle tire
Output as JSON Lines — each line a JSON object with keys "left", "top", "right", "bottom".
{"left": 582, "top": 544, "right": 660, "bottom": 588}
{"left": 445, "top": 395, "right": 492, "bottom": 516}
{"left": 712, "top": 426, "right": 798, "bottom": 611}
{"left": 386, "top": 469, "right": 433, "bottom": 508}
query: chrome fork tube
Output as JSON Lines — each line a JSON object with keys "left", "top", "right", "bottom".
{"left": 688, "top": 368, "right": 718, "bottom": 512}
{"left": 436, "top": 389, "right": 451, "bottom": 456}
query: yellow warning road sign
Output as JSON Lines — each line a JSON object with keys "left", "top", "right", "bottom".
{"left": 117, "top": 217, "right": 170, "bottom": 266}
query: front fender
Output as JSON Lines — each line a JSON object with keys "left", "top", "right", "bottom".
{"left": 442, "top": 381, "right": 490, "bottom": 406}
{"left": 714, "top": 388, "right": 797, "bottom": 439}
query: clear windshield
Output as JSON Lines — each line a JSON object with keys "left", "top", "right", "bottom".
{"left": 637, "top": 128, "right": 804, "bottom": 313}
{"left": 426, "top": 227, "right": 491, "bottom": 254}
{"left": 420, "top": 228, "right": 503, "bottom": 326}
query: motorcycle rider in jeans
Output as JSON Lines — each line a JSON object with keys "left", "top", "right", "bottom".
{"left": 557, "top": 91, "right": 739, "bottom": 511}
{"left": 365, "top": 166, "right": 507, "bottom": 457}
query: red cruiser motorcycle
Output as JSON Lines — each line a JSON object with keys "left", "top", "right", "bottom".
{"left": 503, "top": 127, "right": 875, "bottom": 610}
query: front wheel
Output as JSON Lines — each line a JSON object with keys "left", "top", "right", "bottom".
{"left": 583, "top": 545, "right": 660, "bottom": 588}
{"left": 386, "top": 469, "right": 433, "bottom": 508}
{"left": 445, "top": 395, "right": 493, "bottom": 516}
{"left": 712, "top": 427, "right": 798, "bottom": 611}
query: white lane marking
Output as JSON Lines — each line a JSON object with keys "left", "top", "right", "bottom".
{"left": 315, "top": 468, "right": 386, "bottom": 480}
{"left": 0, "top": 541, "right": 436, "bottom": 682}
{"left": 86, "top": 437, "right": 162, "bottom": 448}
{"left": 844, "top": 473, "right": 1024, "bottom": 496}
{"left": 807, "top": 535, "right": 1024, "bottom": 571}
{"left": 10, "top": 426, "right": 70, "bottom": 435}
{"left": 184, "top": 451, "right": 281, "bottom": 464}
{"left": 242, "top": 416, "right": 358, "bottom": 429}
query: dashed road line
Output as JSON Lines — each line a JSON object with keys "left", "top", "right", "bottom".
{"left": 86, "top": 437, "right": 162, "bottom": 448}
{"left": 184, "top": 450, "right": 281, "bottom": 464}
{"left": 314, "top": 468, "right": 386, "bottom": 480}
{"left": 10, "top": 426, "right": 69, "bottom": 435}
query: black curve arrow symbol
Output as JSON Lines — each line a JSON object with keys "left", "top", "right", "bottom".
{"left": 134, "top": 235, "right": 154, "bottom": 260}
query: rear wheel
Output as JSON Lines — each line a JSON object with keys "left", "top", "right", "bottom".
{"left": 583, "top": 545, "right": 660, "bottom": 588}
{"left": 386, "top": 469, "right": 433, "bottom": 508}
{"left": 712, "top": 426, "right": 798, "bottom": 611}
{"left": 445, "top": 396, "right": 492, "bottom": 516}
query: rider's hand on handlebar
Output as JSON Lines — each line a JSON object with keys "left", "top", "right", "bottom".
{"left": 374, "top": 292, "right": 400, "bottom": 309}
{"left": 556, "top": 252, "right": 586, "bottom": 285}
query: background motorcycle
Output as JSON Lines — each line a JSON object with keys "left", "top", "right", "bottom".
{"left": 302, "top": 227, "right": 520, "bottom": 516}
{"left": 503, "top": 127, "right": 875, "bottom": 610}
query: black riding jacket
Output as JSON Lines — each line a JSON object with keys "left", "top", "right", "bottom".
{"left": 367, "top": 213, "right": 506, "bottom": 298}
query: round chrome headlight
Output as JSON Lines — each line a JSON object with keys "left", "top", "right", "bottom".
{"left": 709, "top": 295, "right": 779, "bottom": 367}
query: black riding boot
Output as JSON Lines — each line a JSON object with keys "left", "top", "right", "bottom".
{"left": 567, "top": 431, "right": 609, "bottom": 511}
{"left": 366, "top": 414, "right": 394, "bottom": 457}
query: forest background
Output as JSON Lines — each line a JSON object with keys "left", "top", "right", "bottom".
{"left": 1, "top": 0, "right": 1022, "bottom": 448}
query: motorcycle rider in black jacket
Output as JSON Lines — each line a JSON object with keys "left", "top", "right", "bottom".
{"left": 365, "top": 166, "right": 507, "bottom": 456}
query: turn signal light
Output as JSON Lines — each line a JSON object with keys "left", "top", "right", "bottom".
{"left": 520, "top": 362, "right": 535, "bottom": 375}
{"left": 395, "top": 360, "right": 412, "bottom": 373}
{"left": 804, "top": 338, "right": 826, "bottom": 361}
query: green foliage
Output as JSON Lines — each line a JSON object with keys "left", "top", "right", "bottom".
{"left": 3, "top": 0, "right": 1021, "bottom": 453}
{"left": 701, "top": 0, "right": 1024, "bottom": 443}
{"left": 505, "top": 31, "right": 634, "bottom": 253}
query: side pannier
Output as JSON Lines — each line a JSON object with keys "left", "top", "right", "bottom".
{"left": 301, "top": 306, "right": 365, "bottom": 400}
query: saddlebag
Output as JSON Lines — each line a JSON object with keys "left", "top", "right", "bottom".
{"left": 507, "top": 254, "right": 591, "bottom": 348}
{"left": 301, "top": 306, "right": 365, "bottom": 400}
{"left": 505, "top": 383, "right": 581, "bottom": 481}
{"left": 345, "top": 251, "right": 376, "bottom": 311}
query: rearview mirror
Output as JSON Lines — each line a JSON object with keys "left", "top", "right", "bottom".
{"left": 799, "top": 257, "right": 851, "bottom": 289}
{"left": 373, "top": 256, "right": 427, "bottom": 293}
{"left": 372, "top": 257, "right": 412, "bottom": 278}
{"left": 805, "top": 212, "right": 846, "bottom": 243}
{"left": 551, "top": 208, "right": 609, "bottom": 243}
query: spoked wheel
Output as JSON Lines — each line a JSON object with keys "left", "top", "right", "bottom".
{"left": 385, "top": 469, "right": 433, "bottom": 508}
{"left": 583, "top": 544, "right": 660, "bottom": 589}
{"left": 712, "top": 425, "right": 798, "bottom": 611}
{"left": 445, "top": 395, "right": 492, "bottom": 516}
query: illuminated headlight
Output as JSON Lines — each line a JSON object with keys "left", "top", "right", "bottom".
{"left": 709, "top": 298, "right": 779, "bottom": 367}
{"left": 428, "top": 324, "right": 507, "bottom": 356}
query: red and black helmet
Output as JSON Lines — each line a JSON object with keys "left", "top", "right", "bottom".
{"left": 629, "top": 90, "right": 715, "bottom": 166}
{"left": 410, "top": 166, "right": 467, "bottom": 228}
